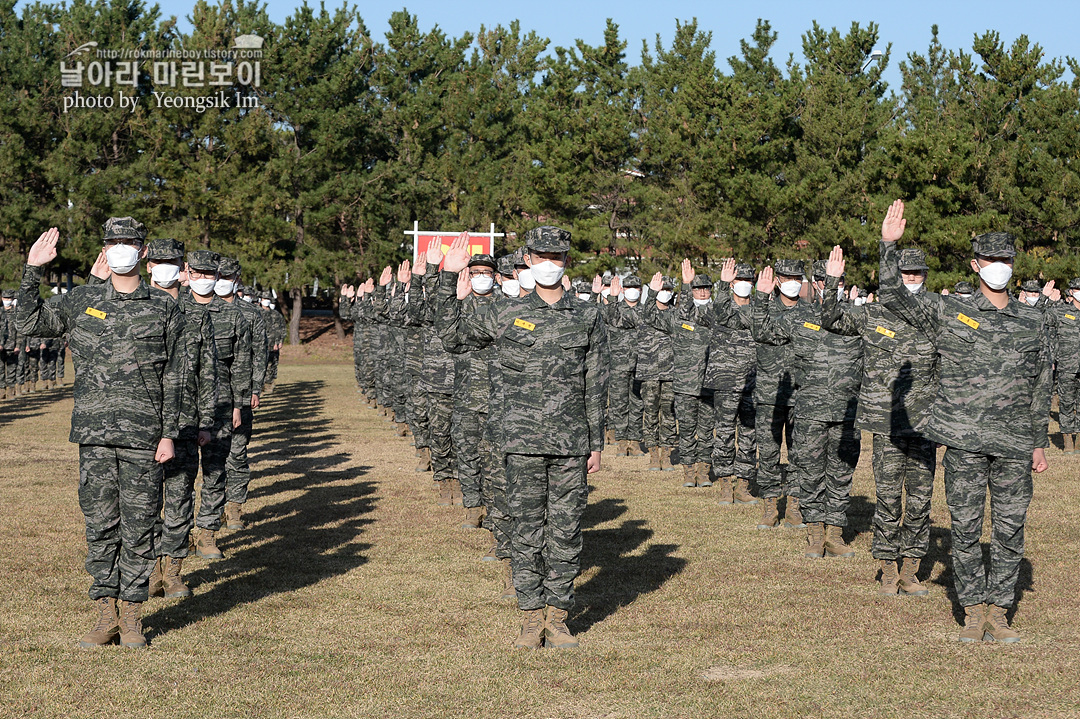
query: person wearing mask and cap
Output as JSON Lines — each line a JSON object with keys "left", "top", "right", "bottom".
{"left": 1018, "top": 280, "right": 1051, "bottom": 311}
{"left": 259, "top": 290, "right": 287, "bottom": 394}
{"left": 496, "top": 253, "right": 522, "bottom": 299}
{"left": 821, "top": 246, "right": 939, "bottom": 596}
{"left": 514, "top": 247, "right": 536, "bottom": 297}
{"left": 629, "top": 275, "right": 677, "bottom": 471}
{"left": 877, "top": 200, "right": 1050, "bottom": 643}
{"left": 571, "top": 279, "right": 594, "bottom": 302}
{"left": 1047, "top": 277, "right": 1080, "bottom": 453}
{"left": 1, "top": 288, "right": 16, "bottom": 399}
{"left": 17, "top": 219, "right": 184, "bottom": 649}
{"left": 599, "top": 274, "right": 646, "bottom": 457}
{"left": 952, "top": 281, "right": 976, "bottom": 301}
{"left": 437, "top": 227, "right": 608, "bottom": 650}
{"left": 185, "top": 250, "right": 252, "bottom": 561}
{"left": 688, "top": 259, "right": 760, "bottom": 506}
{"left": 753, "top": 258, "right": 863, "bottom": 557}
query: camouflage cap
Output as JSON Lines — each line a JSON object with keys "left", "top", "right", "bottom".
{"left": 954, "top": 280, "right": 975, "bottom": 295}
{"left": 1069, "top": 278, "right": 1080, "bottom": 291}
{"left": 218, "top": 256, "right": 242, "bottom": 277}
{"left": 467, "top": 253, "right": 497, "bottom": 270}
{"left": 497, "top": 254, "right": 515, "bottom": 277}
{"left": 512, "top": 247, "right": 528, "bottom": 267}
{"left": 812, "top": 260, "right": 829, "bottom": 280}
{"left": 1020, "top": 280, "right": 1042, "bottom": 293}
{"left": 102, "top": 216, "right": 147, "bottom": 241}
{"left": 601, "top": 273, "right": 612, "bottom": 287}
{"left": 522, "top": 225, "right": 571, "bottom": 253}
{"left": 622, "top": 275, "right": 642, "bottom": 288}
{"left": 260, "top": 290, "right": 273, "bottom": 300}
{"left": 898, "top": 248, "right": 929, "bottom": 272}
{"left": 734, "top": 263, "right": 755, "bottom": 281}
{"left": 186, "top": 250, "right": 220, "bottom": 273}
{"left": 235, "top": 284, "right": 248, "bottom": 295}
{"left": 661, "top": 275, "right": 676, "bottom": 290}
{"left": 774, "top": 258, "right": 805, "bottom": 278}
{"left": 691, "top": 273, "right": 713, "bottom": 288}
{"left": 571, "top": 279, "right": 590, "bottom": 293}
{"left": 858, "top": 288, "right": 869, "bottom": 298}
{"left": 146, "top": 238, "right": 185, "bottom": 261}
{"left": 1, "top": 288, "right": 15, "bottom": 298}
{"left": 972, "top": 231, "right": 1017, "bottom": 258}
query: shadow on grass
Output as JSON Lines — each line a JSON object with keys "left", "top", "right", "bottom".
{"left": 571, "top": 498, "right": 687, "bottom": 637}
{"left": 144, "top": 380, "right": 376, "bottom": 641}
{"left": 0, "top": 382, "right": 72, "bottom": 429}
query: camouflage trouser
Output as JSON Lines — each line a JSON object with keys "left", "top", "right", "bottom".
{"left": 1056, "top": 371, "right": 1080, "bottom": 434}
{"left": 428, "top": 391, "right": 455, "bottom": 483}
{"left": 795, "top": 416, "right": 861, "bottom": 527}
{"left": 197, "top": 407, "right": 233, "bottom": 531}
{"left": 226, "top": 405, "right": 254, "bottom": 504}
{"left": 389, "top": 330, "right": 407, "bottom": 423}
{"left": 710, "top": 373, "right": 757, "bottom": 481}
{"left": 39, "top": 345, "right": 57, "bottom": 381}
{"left": 352, "top": 337, "right": 364, "bottom": 387}
{"left": 607, "top": 367, "right": 643, "bottom": 441}
{"left": 16, "top": 347, "right": 28, "bottom": 384}
{"left": 57, "top": 345, "right": 66, "bottom": 380}
{"left": 640, "top": 379, "right": 677, "bottom": 449}
{"left": 505, "top": 453, "right": 588, "bottom": 611}
{"left": 158, "top": 438, "right": 199, "bottom": 558}
{"left": 451, "top": 407, "right": 486, "bottom": 508}
{"left": 755, "top": 402, "right": 794, "bottom": 499}
{"left": 265, "top": 349, "right": 280, "bottom": 384}
{"left": 481, "top": 429, "right": 512, "bottom": 559}
{"left": 78, "top": 444, "right": 163, "bottom": 602}
{"left": 871, "top": 433, "right": 936, "bottom": 560}
{"left": 407, "top": 377, "right": 430, "bottom": 449}
{"left": 942, "top": 447, "right": 1032, "bottom": 609}
{"left": 0, "top": 350, "right": 11, "bottom": 388}
{"left": 674, "top": 390, "right": 714, "bottom": 465}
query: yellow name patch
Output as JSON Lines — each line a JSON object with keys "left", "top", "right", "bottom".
{"left": 85, "top": 307, "right": 107, "bottom": 320}
{"left": 957, "top": 313, "right": 979, "bottom": 330}
{"left": 513, "top": 318, "right": 535, "bottom": 331}
{"left": 875, "top": 326, "right": 896, "bottom": 339}
{"left": 1067, "top": 314, "right": 1076, "bottom": 321}
{"left": 803, "top": 322, "right": 821, "bottom": 331}
{"left": 681, "top": 323, "right": 695, "bottom": 332}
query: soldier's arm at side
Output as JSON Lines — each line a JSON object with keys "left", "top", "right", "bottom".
{"left": 232, "top": 314, "right": 253, "bottom": 407}
{"left": 250, "top": 309, "right": 268, "bottom": 396}
{"left": 160, "top": 301, "right": 185, "bottom": 441}
{"left": 585, "top": 308, "right": 610, "bottom": 454}
{"left": 1031, "top": 316, "right": 1054, "bottom": 451}
{"left": 197, "top": 312, "right": 219, "bottom": 432}
{"left": 821, "top": 275, "right": 864, "bottom": 336}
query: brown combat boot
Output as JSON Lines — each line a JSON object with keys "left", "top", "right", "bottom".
{"left": 682, "top": 465, "right": 697, "bottom": 487}
{"left": 543, "top": 606, "right": 579, "bottom": 649}
{"left": 461, "top": 506, "right": 484, "bottom": 529}
{"left": 437, "top": 481, "right": 453, "bottom": 506}
{"left": 394, "top": 422, "right": 408, "bottom": 437}
{"left": 513, "top": 609, "right": 545, "bottom": 650}
{"left": 824, "top": 525, "right": 855, "bottom": 558}
{"left": 647, "top": 447, "right": 662, "bottom": 471}
{"left": 756, "top": 497, "right": 779, "bottom": 529}
{"left": 263, "top": 382, "right": 275, "bottom": 396}
{"left": 450, "top": 479, "right": 464, "bottom": 506}
{"left": 716, "top": 476, "right": 734, "bottom": 505}
{"left": 983, "top": 605, "right": 1021, "bottom": 643}
{"left": 224, "top": 501, "right": 245, "bottom": 531}
{"left": 500, "top": 558, "right": 516, "bottom": 600}
{"left": 805, "top": 522, "right": 825, "bottom": 558}
{"left": 29, "top": 380, "right": 37, "bottom": 392}
{"left": 660, "top": 447, "right": 675, "bottom": 471}
{"left": 783, "top": 496, "right": 805, "bottom": 528}
{"left": 1064, "top": 433, "right": 1075, "bottom": 454}
{"left": 162, "top": 557, "right": 192, "bottom": 598}
{"left": 696, "top": 463, "right": 712, "bottom": 487}
{"left": 615, "top": 439, "right": 629, "bottom": 456}
{"left": 195, "top": 528, "right": 224, "bottom": 560}
{"left": 148, "top": 557, "right": 164, "bottom": 598}
{"left": 733, "top": 477, "right": 758, "bottom": 504}
{"left": 78, "top": 597, "right": 119, "bottom": 648}
{"left": 416, "top": 447, "right": 432, "bottom": 472}
{"left": 879, "top": 560, "right": 899, "bottom": 595}
{"left": 605, "top": 428, "right": 614, "bottom": 445}
{"left": 959, "top": 604, "right": 986, "bottom": 643}
{"left": 898, "top": 557, "right": 929, "bottom": 596}
{"left": 627, "top": 441, "right": 645, "bottom": 457}
{"left": 481, "top": 539, "right": 498, "bottom": 562}
{"left": 118, "top": 600, "right": 146, "bottom": 649}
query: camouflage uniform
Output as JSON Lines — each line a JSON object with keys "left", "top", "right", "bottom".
{"left": 1047, "top": 278, "right": 1080, "bottom": 436}
{"left": 1, "top": 290, "right": 15, "bottom": 396}
{"left": 16, "top": 217, "right": 184, "bottom": 603}
{"left": 436, "top": 226, "right": 609, "bottom": 612}
{"left": 821, "top": 248, "right": 938, "bottom": 561}
{"left": 260, "top": 291, "right": 287, "bottom": 388}
{"left": 879, "top": 235, "right": 1052, "bottom": 609}
{"left": 637, "top": 279, "right": 677, "bottom": 457}
{"left": 601, "top": 276, "right": 644, "bottom": 449}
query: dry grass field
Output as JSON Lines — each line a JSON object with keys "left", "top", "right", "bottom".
{"left": 2, "top": 355, "right": 1079, "bottom": 718}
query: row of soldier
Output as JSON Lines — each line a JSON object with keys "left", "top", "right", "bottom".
{"left": 341, "top": 201, "right": 1050, "bottom": 647}
{"left": 7, "top": 218, "right": 287, "bottom": 649}
{"left": 1, "top": 289, "right": 67, "bottom": 397}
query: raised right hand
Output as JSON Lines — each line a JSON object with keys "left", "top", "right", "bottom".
{"left": 28, "top": 227, "right": 59, "bottom": 267}
{"left": 756, "top": 266, "right": 775, "bottom": 294}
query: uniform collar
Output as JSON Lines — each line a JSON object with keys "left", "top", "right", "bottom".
{"left": 103, "top": 278, "right": 150, "bottom": 301}
{"left": 973, "top": 289, "right": 1018, "bottom": 316}
{"left": 526, "top": 289, "right": 576, "bottom": 310}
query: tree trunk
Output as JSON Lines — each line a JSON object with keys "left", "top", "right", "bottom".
{"left": 289, "top": 287, "right": 302, "bottom": 345}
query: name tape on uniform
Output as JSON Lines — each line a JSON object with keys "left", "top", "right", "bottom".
{"left": 957, "top": 313, "right": 980, "bottom": 330}
{"left": 513, "top": 318, "right": 535, "bottom": 331}
{"left": 85, "top": 307, "right": 107, "bottom": 320}
{"left": 875, "top": 325, "right": 896, "bottom": 339}
{"left": 1067, "top": 314, "right": 1076, "bottom": 320}
{"left": 681, "top": 323, "right": 695, "bottom": 332}
{"left": 803, "top": 322, "right": 821, "bottom": 331}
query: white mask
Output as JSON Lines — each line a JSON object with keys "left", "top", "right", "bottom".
{"left": 1073, "top": 291, "right": 1080, "bottom": 302}
{"left": 501, "top": 279, "right": 520, "bottom": 297}
{"left": 214, "top": 278, "right": 236, "bottom": 296}
{"left": 150, "top": 263, "right": 181, "bottom": 288}
{"left": 105, "top": 243, "right": 141, "bottom": 274}
{"left": 977, "top": 260, "right": 1012, "bottom": 290}
{"left": 623, "top": 288, "right": 641, "bottom": 302}
{"left": 656, "top": 290, "right": 673, "bottom": 304}
{"left": 837, "top": 287, "right": 845, "bottom": 300}
{"left": 601, "top": 288, "right": 610, "bottom": 298}
{"left": 2, "top": 300, "right": 11, "bottom": 309}
{"left": 260, "top": 299, "right": 271, "bottom": 307}
{"left": 854, "top": 297, "right": 867, "bottom": 306}
{"left": 189, "top": 277, "right": 217, "bottom": 295}
{"left": 1025, "top": 295, "right": 1039, "bottom": 306}
{"left": 530, "top": 260, "right": 564, "bottom": 287}
{"left": 958, "top": 293, "right": 973, "bottom": 299}
{"left": 576, "top": 293, "right": 591, "bottom": 301}
{"left": 242, "top": 295, "right": 254, "bottom": 303}
{"left": 269, "top": 303, "right": 276, "bottom": 310}
{"left": 470, "top": 275, "right": 494, "bottom": 294}
{"left": 693, "top": 298, "right": 711, "bottom": 307}
{"left": 517, "top": 268, "right": 536, "bottom": 291}
{"left": 904, "top": 282, "right": 923, "bottom": 294}
{"left": 779, "top": 280, "right": 802, "bottom": 299}
{"left": 732, "top": 281, "right": 752, "bottom": 298}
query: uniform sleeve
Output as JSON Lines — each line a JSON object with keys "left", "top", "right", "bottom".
{"left": 232, "top": 313, "right": 253, "bottom": 406}
{"left": 751, "top": 293, "right": 790, "bottom": 346}
{"left": 585, "top": 309, "right": 610, "bottom": 453}
{"left": 197, "top": 312, "right": 219, "bottom": 431}
{"left": 603, "top": 301, "right": 639, "bottom": 330}
{"left": 435, "top": 270, "right": 496, "bottom": 351}
{"left": 1031, "top": 315, "right": 1053, "bottom": 450}
{"left": 160, "top": 301, "right": 185, "bottom": 441}
{"left": 821, "top": 275, "right": 865, "bottom": 336}
{"left": 249, "top": 308, "right": 268, "bottom": 396}
{"left": 878, "top": 241, "right": 942, "bottom": 335}
{"left": 337, "top": 297, "right": 352, "bottom": 321}
{"left": 16, "top": 264, "right": 70, "bottom": 339}
{"left": 642, "top": 295, "right": 676, "bottom": 334}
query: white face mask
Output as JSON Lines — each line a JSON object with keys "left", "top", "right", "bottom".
{"left": 189, "top": 277, "right": 217, "bottom": 295}
{"left": 854, "top": 297, "right": 867, "bottom": 306}
{"left": 529, "top": 260, "right": 564, "bottom": 287}
{"left": 600, "top": 288, "right": 610, "bottom": 298}
{"left": 214, "top": 278, "right": 236, "bottom": 296}
{"left": 470, "top": 275, "right": 495, "bottom": 294}
{"left": 732, "top": 281, "right": 752, "bottom": 298}
{"left": 501, "top": 279, "right": 520, "bottom": 297}
{"left": 269, "top": 303, "right": 276, "bottom": 310}
{"left": 779, "top": 280, "right": 802, "bottom": 299}
{"left": 904, "top": 282, "right": 923, "bottom": 294}
{"left": 1025, "top": 295, "right": 1039, "bottom": 306}
{"left": 1073, "top": 291, "right": 1080, "bottom": 302}
{"left": 243, "top": 295, "right": 254, "bottom": 303}
{"left": 958, "top": 293, "right": 973, "bottom": 299}
{"left": 2, "top": 300, "right": 11, "bottom": 309}
{"left": 656, "top": 290, "right": 673, "bottom": 304}
{"left": 105, "top": 243, "right": 141, "bottom": 274}
{"left": 517, "top": 268, "right": 536, "bottom": 291}
{"left": 150, "top": 263, "right": 181, "bottom": 288}
{"left": 576, "top": 293, "right": 591, "bottom": 301}
{"left": 623, "top": 288, "right": 641, "bottom": 302}
{"left": 977, "top": 260, "right": 1012, "bottom": 290}
{"left": 693, "top": 298, "right": 711, "bottom": 307}
{"left": 260, "top": 299, "right": 271, "bottom": 307}
{"left": 837, "top": 287, "right": 845, "bottom": 300}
